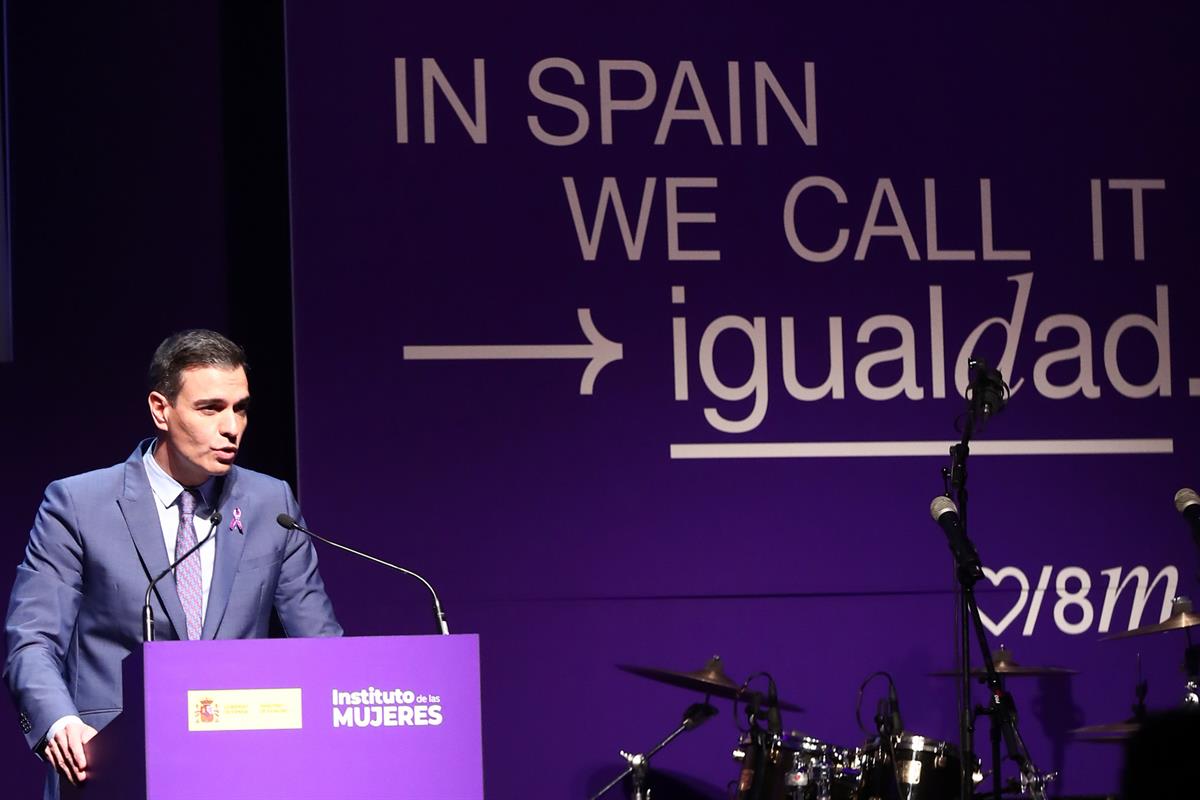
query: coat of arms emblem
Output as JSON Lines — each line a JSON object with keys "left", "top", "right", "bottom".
{"left": 194, "top": 697, "right": 220, "bottom": 724}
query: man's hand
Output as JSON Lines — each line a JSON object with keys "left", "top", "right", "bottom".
{"left": 43, "top": 721, "right": 97, "bottom": 786}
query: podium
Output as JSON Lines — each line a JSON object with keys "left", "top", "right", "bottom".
{"left": 63, "top": 635, "right": 483, "bottom": 800}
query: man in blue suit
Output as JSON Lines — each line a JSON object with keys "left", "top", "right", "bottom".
{"left": 4, "top": 330, "right": 342, "bottom": 797}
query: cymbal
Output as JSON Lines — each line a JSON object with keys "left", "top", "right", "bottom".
{"left": 617, "top": 656, "right": 805, "bottom": 712}
{"left": 1070, "top": 720, "right": 1141, "bottom": 741}
{"left": 1101, "top": 597, "right": 1200, "bottom": 639}
{"left": 929, "top": 645, "right": 1077, "bottom": 678}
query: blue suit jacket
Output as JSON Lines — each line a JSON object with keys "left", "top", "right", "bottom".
{"left": 3, "top": 441, "right": 341, "bottom": 768}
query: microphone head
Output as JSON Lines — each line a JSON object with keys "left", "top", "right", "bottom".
{"left": 930, "top": 496, "right": 959, "bottom": 521}
{"left": 211, "top": 511, "right": 223, "bottom": 526}
{"left": 681, "top": 702, "right": 719, "bottom": 730}
{"left": 276, "top": 513, "right": 299, "bottom": 530}
{"left": 1174, "top": 488, "right": 1200, "bottom": 514}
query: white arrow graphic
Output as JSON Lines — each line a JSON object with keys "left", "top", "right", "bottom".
{"left": 402, "top": 308, "right": 623, "bottom": 395}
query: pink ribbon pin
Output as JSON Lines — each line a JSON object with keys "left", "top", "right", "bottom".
{"left": 230, "top": 507, "right": 245, "bottom": 534}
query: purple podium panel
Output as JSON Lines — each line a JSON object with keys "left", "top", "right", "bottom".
{"left": 71, "top": 635, "right": 482, "bottom": 800}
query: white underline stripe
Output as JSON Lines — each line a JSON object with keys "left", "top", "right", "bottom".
{"left": 669, "top": 438, "right": 1174, "bottom": 459}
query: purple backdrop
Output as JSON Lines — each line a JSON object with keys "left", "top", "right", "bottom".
{"left": 284, "top": 4, "right": 1199, "bottom": 797}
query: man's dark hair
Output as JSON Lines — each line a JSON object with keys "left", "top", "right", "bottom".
{"left": 148, "top": 329, "right": 248, "bottom": 401}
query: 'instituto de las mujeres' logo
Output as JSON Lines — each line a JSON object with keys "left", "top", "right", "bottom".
{"left": 193, "top": 696, "right": 220, "bottom": 725}
{"left": 331, "top": 686, "right": 444, "bottom": 728}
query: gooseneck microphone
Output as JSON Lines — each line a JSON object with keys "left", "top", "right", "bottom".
{"left": 1174, "top": 488, "right": 1200, "bottom": 548}
{"left": 888, "top": 681, "right": 904, "bottom": 734}
{"left": 766, "top": 676, "right": 783, "bottom": 736}
{"left": 930, "top": 496, "right": 981, "bottom": 574}
{"left": 142, "top": 512, "right": 222, "bottom": 642}
{"left": 276, "top": 514, "right": 450, "bottom": 635}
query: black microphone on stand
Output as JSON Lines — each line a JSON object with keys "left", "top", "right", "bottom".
{"left": 276, "top": 514, "right": 450, "bottom": 635}
{"left": 681, "top": 702, "right": 719, "bottom": 731}
{"left": 142, "top": 512, "right": 222, "bottom": 642}
{"left": 930, "top": 496, "right": 981, "bottom": 575}
{"left": 874, "top": 682, "right": 905, "bottom": 800}
{"left": 888, "top": 681, "right": 904, "bottom": 734}
{"left": 745, "top": 691, "right": 764, "bottom": 725}
{"left": 967, "top": 357, "right": 1009, "bottom": 421}
{"left": 738, "top": 691, "right": 767, "bottom": 798}
{"left": 1174, "top": 489, "right": 1200, "bottom": 548}
{"left": 766, "top": 676, "right": 783, "bottom": 736}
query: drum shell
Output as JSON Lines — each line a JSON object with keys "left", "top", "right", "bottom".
{"left": 734, "top": 732, "right": 860, "bottom": 800}
{"left": 857, "top": 734, "right": 963, "bottom": 800}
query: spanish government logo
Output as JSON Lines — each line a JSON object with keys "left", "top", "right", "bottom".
{"left": 193, "top": 697, "right": 220, "bottom": 725}
{"left": 186, "top": 688, "right": 303, "bottom": 732}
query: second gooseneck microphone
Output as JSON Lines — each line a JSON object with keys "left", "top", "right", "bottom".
{"left": 142, "top": 511, "right": 222, "bottom": 642}
{"left": 276, "top": 514, "right": 450, "bottom": 635}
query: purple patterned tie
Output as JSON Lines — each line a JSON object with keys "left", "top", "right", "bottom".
{"left": 175, "top": 489, "right": 203, "bottom": 640}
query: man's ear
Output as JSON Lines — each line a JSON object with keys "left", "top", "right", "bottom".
{"left": 147, "top": 391, "right": 171, "bottom": 432}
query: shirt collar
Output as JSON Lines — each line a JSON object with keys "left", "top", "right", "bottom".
{"left": 143, "top": 440, "right": 216, "bottom": 514}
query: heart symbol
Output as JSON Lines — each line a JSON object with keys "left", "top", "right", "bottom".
{"left": 978, "top": 566, "right": 1030, "bottom": 636}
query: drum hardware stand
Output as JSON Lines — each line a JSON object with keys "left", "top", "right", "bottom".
{"left": 809, "top": 743, "right": 840, "bottom": 800}
{"left": 1183, "top": 636, "right": 1199, "bottom": 706}
{"left": 1166, "top": 595, "right": 1199, "bottom": 707}
{"left": 873, "top": 700, "right": 904, "bottom": 800}
{"left": 1101, "top": 598, "right": 1200, "bottom": 708}
{"left": 733, "top": 689, "right": 771, "bottom": 800}
{"left": 1171, "top": 603, "right": 1200, "bottom": 705}
{"left": 589, "top": 702, "right": 718, "bottom": 800}
{"left": 972, "top": 690, "right": 1002, "bottom": 800}
{"left": 936, "top": 359, "right": 1051, "bottom": 800}
{"left": 1133, "top": 655, "right": 1149, "bottom": 717}
{"left": 971, "top": 683, "right": 1057, "bottom": 799}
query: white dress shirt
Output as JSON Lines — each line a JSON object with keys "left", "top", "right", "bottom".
{"left": 142, "top": 440, "right": 218, "bottom": 621}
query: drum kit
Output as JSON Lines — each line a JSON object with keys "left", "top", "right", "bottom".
{"left": 592, "top": 655, "right": 988, "bottom": 800}
{"left": 590, "top": 596, "right": 1200, "bottom": 800}
{"left": 589, "top": 365, "right": 1200, "bottom": 799}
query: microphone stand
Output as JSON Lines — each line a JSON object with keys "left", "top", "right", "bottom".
{"left": 943, "top": 360, "right": 993, "bottom": 798}
{"left": 959, "top": 573, "right": 1050, "bottom": 800}
{"left": 946, "top": 419, "right": 974, "bottom": 800}
{"left": 589, "top": 703, "right": 717, "bottom": 800}
{"left": 939, "top": 360, "right": 1049, "bottom": 800}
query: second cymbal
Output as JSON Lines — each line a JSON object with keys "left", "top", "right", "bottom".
{"left": 618, "top": 656, "right": 805, "bottom": 712}
{"left": 1101, "top": 597, "right": 1200, "bottom": 640}
{"left": 1070, "top": 719, "right": 1141, "bottom": 741}
{"left": 929, "top": 645, "right": 1077, "bottom": 678}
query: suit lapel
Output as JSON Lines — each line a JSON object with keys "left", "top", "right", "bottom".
{"left": 117, "top": 445, "right": 189, "bottom": 640}
{"left": 202, "top": 467, "right": 247, "bottom": 639}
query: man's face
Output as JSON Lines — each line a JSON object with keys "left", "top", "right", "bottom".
{"left": 148, "top": 365, "right": 250, "bottom": 486}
